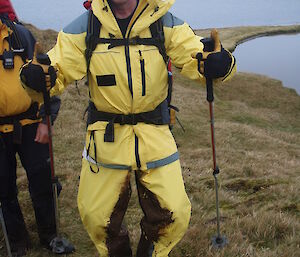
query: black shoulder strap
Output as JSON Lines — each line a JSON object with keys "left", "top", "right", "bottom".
{"left": 2, "top": 18, "right": 23, "bottom": 50}
{"left": 85, "top": 10, "right": 102, "bottom": 79}
{"left": 84, "top": 13, "right": 169, "bottom": 82}
{"left": 87, "top": 16, "right": 168, "bottom": 63}
{"left": 0, "top": 17, "right": 26, "bottom": 63}
{"left": 149, "top": 18, "right": 167, "bottom": 63}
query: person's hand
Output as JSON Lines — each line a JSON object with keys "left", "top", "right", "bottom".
{"left": 35, "top": 122, "right": 52, "bottom": 144}
{"left": 20, "top": 43, "right": 57, "bottom": 103}
{"left": 192, "top": 29, "right": 232, "bottom": 79}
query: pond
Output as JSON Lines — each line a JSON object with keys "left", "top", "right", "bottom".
{"left": 233, "top": 34, "right": 300, "bottom": 94}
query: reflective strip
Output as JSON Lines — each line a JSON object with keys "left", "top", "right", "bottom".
{"left": 146, "top": 152, "right": 179, "bottom": 170}
{"left": 82, "top": 148, "right": 131, "bottom": 170}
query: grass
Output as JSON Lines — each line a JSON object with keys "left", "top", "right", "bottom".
{"left": 1, "top": 25, "right": 300, "bottom": 256}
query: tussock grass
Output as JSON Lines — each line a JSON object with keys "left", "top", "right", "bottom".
{"left": 1, "top": 25, "right": 300, "bottom": 256}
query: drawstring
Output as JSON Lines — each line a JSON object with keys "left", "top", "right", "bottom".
{"left": 86, "top": 131, "right": 100, "bottom": 173}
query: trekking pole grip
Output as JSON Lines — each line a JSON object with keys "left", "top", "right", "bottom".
{"left": 206, "top": 78, "right": 214, "bottom": 103}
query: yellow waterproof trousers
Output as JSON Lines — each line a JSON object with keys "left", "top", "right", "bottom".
{"left": 78, "top": 158, "right": 191, "bottom": 257}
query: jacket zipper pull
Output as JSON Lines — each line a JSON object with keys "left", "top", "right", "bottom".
{"left": 138, "top": 50, "right": 143, "bottom": 61}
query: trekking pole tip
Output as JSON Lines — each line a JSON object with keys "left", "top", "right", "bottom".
{"left": 211, "top": 235, "right": 228, "bottom": 249}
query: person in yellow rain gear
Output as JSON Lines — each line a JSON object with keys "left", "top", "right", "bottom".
{"left": 0, "top": 0, "right": 74, "bottom": 256}
{"left": 21, "top": 0, "right": 236, "bottom": 256}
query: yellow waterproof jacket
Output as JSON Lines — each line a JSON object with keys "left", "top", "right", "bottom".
{"left": 0, "top": 19, "right": 40, "bottom": 133}
{"left": 49, "top": 0, "right": 236, "bottom": 171}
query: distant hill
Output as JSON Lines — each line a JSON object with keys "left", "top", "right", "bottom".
{"left": 24, "top": 23, "right": 58, "bottom": 51}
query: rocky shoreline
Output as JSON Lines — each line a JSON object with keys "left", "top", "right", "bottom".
{"left": 195, "top": 24, "right": 300, "bottom": 52}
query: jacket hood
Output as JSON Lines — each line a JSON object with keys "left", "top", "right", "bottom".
{"left": 92, "top": 0, "right": 175, "bottom": 37}
{"left": 0, "top": 0, "right": 17, "bottom": 21}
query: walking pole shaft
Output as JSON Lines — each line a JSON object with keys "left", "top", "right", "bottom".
{"left": 36, "top": 52, "right": 75, "bottom": 254}
{"left": 209, "top": 102, "right": 217, "bottom": 172}
{"left": 209, "top": 101, "right": 221, "bottom": 238}
{"left": 44, "top": 88, "right": 60, "bottom": 237}
{"left": 46, "top": 114, "right": 60, "bottom": 237}
{"left": 206, "top": 78, "right": 227, "bottom": 249}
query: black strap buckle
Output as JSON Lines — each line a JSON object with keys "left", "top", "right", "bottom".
{"left": 2, "top": 50, "right": 14, "bottom": 69}
{"left": 128, "top": 37, "right": 139, "bottom": 45}
{"left": 120, "top": 114, "right": 138, "bottom": 125}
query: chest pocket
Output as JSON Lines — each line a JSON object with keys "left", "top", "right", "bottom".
{"left": 136, "top": 47, "right": 167, "bottom": 98}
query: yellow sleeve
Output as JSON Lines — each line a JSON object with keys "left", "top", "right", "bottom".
{"left": 164, "top": 16, "right": 236, "bottom": 85}
{"left": 48, "top": 30, "right": 87, "bottom": 96}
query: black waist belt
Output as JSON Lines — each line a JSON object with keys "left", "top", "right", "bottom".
{"left": 0, "top": 102, "right": 40, "bottom": 144}
{"left": 87, "top": 100, "right": 170, "bottom": 142}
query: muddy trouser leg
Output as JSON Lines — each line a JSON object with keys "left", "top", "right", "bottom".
{"left": 78, "top": 158, "right": 132, "bottom": 257}
{"left": 17, "top": 123, "right": 56, "bottom": 245}
{"left": 136, "top": 160, "right": 191, "bottom": 257}
{"left": 0, "top": 132, "right": 31, "bottom": 251}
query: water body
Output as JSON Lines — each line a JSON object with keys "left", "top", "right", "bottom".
{"left": 10, "top": 0, "right": 300, "bottom": 94}
{"left": 234, "top": 34, "right": 300, "bottom": 94}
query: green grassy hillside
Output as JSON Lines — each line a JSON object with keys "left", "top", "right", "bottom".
{"left": 0, "top": 25, "right": 299, "bottom": 257}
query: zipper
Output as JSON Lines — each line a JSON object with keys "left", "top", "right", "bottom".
{"left": 135, "top": 135, "right": 141, "bottom": 169}
{"left": 125, "top": 45, "right": 133, "bottom": 96}
{"left": 139, "top": 50, "right": 146, "bottom": 96}
{"left": 127, "top": 4, "right": 149, "bottom": 37}
{"left": 124, "top": 3, "right": 149, "bottom": 98}
{"left": 125, "top": 5, "right": 149, "bottom": 169}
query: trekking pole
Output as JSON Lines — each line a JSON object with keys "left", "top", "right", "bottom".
{"left": 200, "top": 29, "right": 227, "bottom": 249}
{"left": 0, "top": 202, "right": 13, "bottom": 257}
{"left": 43, "top": 89, "right": 60, "bottom": 239}
{"left": 206, "top": 77, "right": 227, "bottom": 249}
{"left": 19, "top": 44, "right": 74, "bottom": 253}
{"left": 33, "top": 46, "right": 61, "bottom": 240}
{"left": 37, "top": 50, "right": 74, "bottom": 254}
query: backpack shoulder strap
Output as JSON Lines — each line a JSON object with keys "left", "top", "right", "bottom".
{"left": 85, "top": 10, "right": 102, "bottom": 77}
{"left": 1, "top": 18, "right": 23, "bottom": 49}
{"left": 0, "top": 17, "right": 26, "bottom": 65}
{"left": 149, "top": 18, "right": 167, "bottom": 63}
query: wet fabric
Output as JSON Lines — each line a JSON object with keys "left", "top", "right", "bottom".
{"left": 78, "top": 159, "right": 191, "bottom": 256}
{"left": 0, "top": 123, "right": 56, "bottom": 247}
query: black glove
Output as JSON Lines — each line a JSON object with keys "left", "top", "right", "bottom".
{"left": 21, "top": 62, "right": 46, "bottom": 92}
{"left": 203, "top": 47, "right": 232, "bottom": 79}
{"left": 193, "top": 29, "right": 232, "bottom": 79}
{"left": 20, "top": 54, "right": 57, "bottom": 93}
{"left": 20, "top": 43, "right": 57, "bottom": 105}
